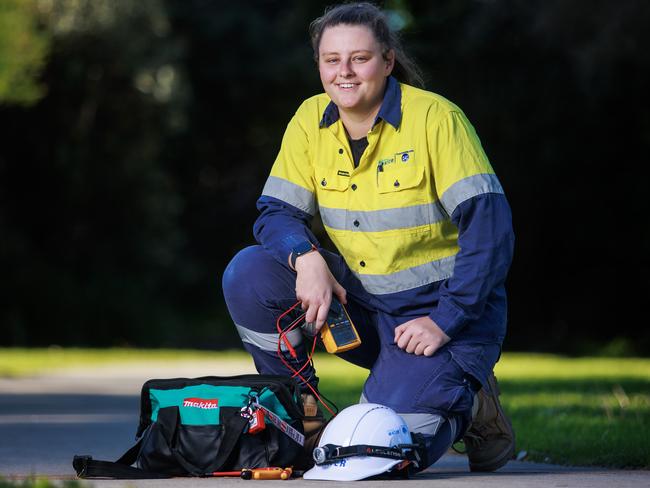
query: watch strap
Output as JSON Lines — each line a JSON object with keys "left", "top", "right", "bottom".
{"left": 290, "top": 242, "right": 317, "bottom": 269}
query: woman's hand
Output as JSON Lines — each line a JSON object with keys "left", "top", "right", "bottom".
{"left": 294, "top": 251, "right": 347, "bottom": 331}
{"left": 394, "top": 316, "right": 451, "bottom": 356}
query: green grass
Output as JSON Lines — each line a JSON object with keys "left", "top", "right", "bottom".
{"left": 493, "top": 354, "right": 650, "bottom": 468}
{"left": 1, "top": 348, "right": 649, "bottom": 468}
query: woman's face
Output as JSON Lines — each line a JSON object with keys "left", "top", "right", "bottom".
{"left": 318, "top": 24, "right": 394, "bottom": 116}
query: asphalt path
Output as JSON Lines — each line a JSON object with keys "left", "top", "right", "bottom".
{"left": 1, "top": 359, "right": 648, "bottom": 487}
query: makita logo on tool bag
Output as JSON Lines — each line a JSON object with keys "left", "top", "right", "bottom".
{"left": 183, "top": 398, "right": 219, "bottom": 409}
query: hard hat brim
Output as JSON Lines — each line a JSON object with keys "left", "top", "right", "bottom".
{"left": 303, "top": 456, "right": 402, "bottom": 481}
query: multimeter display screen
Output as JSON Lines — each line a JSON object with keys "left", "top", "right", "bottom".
{"left": 328, "top": 321, "right": 358, "bottom": 346}
{"left": 326, "top": 300, "right": 357, "bottom": 346}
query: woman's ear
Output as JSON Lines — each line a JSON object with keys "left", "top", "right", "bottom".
{"left": 384, "top": 49, "right": 395, "bottom": 75}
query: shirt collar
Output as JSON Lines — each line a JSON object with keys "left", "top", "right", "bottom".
{"left": 319, "top": 75, "right": 402, "bottom": 130}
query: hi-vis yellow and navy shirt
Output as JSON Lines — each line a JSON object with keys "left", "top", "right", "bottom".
{"left": 254, "top": 77, "right": 514, "bottom": 344}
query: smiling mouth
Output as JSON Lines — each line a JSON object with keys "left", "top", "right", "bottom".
{"left": 338, "top": 83, "right": 359, "bottom": 89}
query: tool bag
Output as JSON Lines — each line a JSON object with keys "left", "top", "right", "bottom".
{"left": 73, "top": 374, "right": 308, "bottom": 479}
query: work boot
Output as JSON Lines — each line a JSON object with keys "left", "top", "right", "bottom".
{"left": 299, "top": 393, "right": 327, "bottom": 468}
{"left": 463, "top": 373, "right": 515, "bottom": 472}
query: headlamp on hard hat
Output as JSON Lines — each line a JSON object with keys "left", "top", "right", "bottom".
{"left": 313, "top": 442, "right": 421, "bottom": 467}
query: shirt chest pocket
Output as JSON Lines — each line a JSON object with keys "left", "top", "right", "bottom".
{"left": 314, "top": 166, "right": 350, "bottom": 202}
{"left": 376, "top": 163, "right": 427, "bottom": 205}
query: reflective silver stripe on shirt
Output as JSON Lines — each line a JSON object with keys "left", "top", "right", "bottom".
{"left": 320, "top": 201, "right": 448, "bottom": 232}
{"left": 353, "top": 254, "right": 456, "bottom": 295}
{"left": 440, "top": 173, "right": 504, "bottom": 217}
{"left": 261, "top": 176, "right": 317, "bottom": 216}
{"left": 235, "top": 323, "right": 303, "bottom": 352}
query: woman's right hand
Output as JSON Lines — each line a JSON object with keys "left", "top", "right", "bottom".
{"left": 294, "top": 251, "right": 347, "bottom": 331}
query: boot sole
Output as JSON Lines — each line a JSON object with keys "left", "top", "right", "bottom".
{"left": 468, "top": 441, "right": 515, "bottom": 472}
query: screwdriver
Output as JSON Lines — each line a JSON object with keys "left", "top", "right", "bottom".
{"left": 208, "top": 467, "right": 293, "bottom": 480}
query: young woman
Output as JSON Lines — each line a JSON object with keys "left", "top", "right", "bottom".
{"left": 223, "top": 2, "right": 515, "bottom": 474}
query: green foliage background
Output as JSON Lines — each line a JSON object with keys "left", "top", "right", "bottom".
{"left": 0, "top": 0, "right": 49, "bottom": 105}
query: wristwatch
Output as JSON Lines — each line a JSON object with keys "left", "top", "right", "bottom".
{"left": 290, "top": 241, "right": 317, "bottom": 269}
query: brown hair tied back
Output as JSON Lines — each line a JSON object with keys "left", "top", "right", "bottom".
{"left": 309, "top": 2, "right": 424, "bottom": 88}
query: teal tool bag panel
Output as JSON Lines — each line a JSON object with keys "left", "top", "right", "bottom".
{"left": 148, "top": 384, "right": 293, "bottom": 426}
{"left": 149, "top": 385, "right": 248, "bottom": 425}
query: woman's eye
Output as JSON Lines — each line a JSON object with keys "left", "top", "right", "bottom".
{"left": 325, "top": 58, "right": 338, "bottom": 64}
{"left": 354, "top": 56, "right": 367, "bottom": 62}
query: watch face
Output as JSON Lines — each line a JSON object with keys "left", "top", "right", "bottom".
{"left": 293, "top": 241, "right": 314, "bottom": 256}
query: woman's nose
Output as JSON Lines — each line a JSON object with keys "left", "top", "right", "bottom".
{"left": 338, "top": 59, "right": 354, "bottom": 77}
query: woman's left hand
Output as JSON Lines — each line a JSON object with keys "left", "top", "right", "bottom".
{"left": 394, "top": 316, "right": 451, "bottom": 356}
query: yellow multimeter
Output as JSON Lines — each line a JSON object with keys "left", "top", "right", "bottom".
{"left": 319, "top": 299, "right": 362, "bottom": 353}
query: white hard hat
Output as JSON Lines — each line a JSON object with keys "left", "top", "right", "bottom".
{"left": 303, "top": 403, "right": 419, "bottom": 481}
